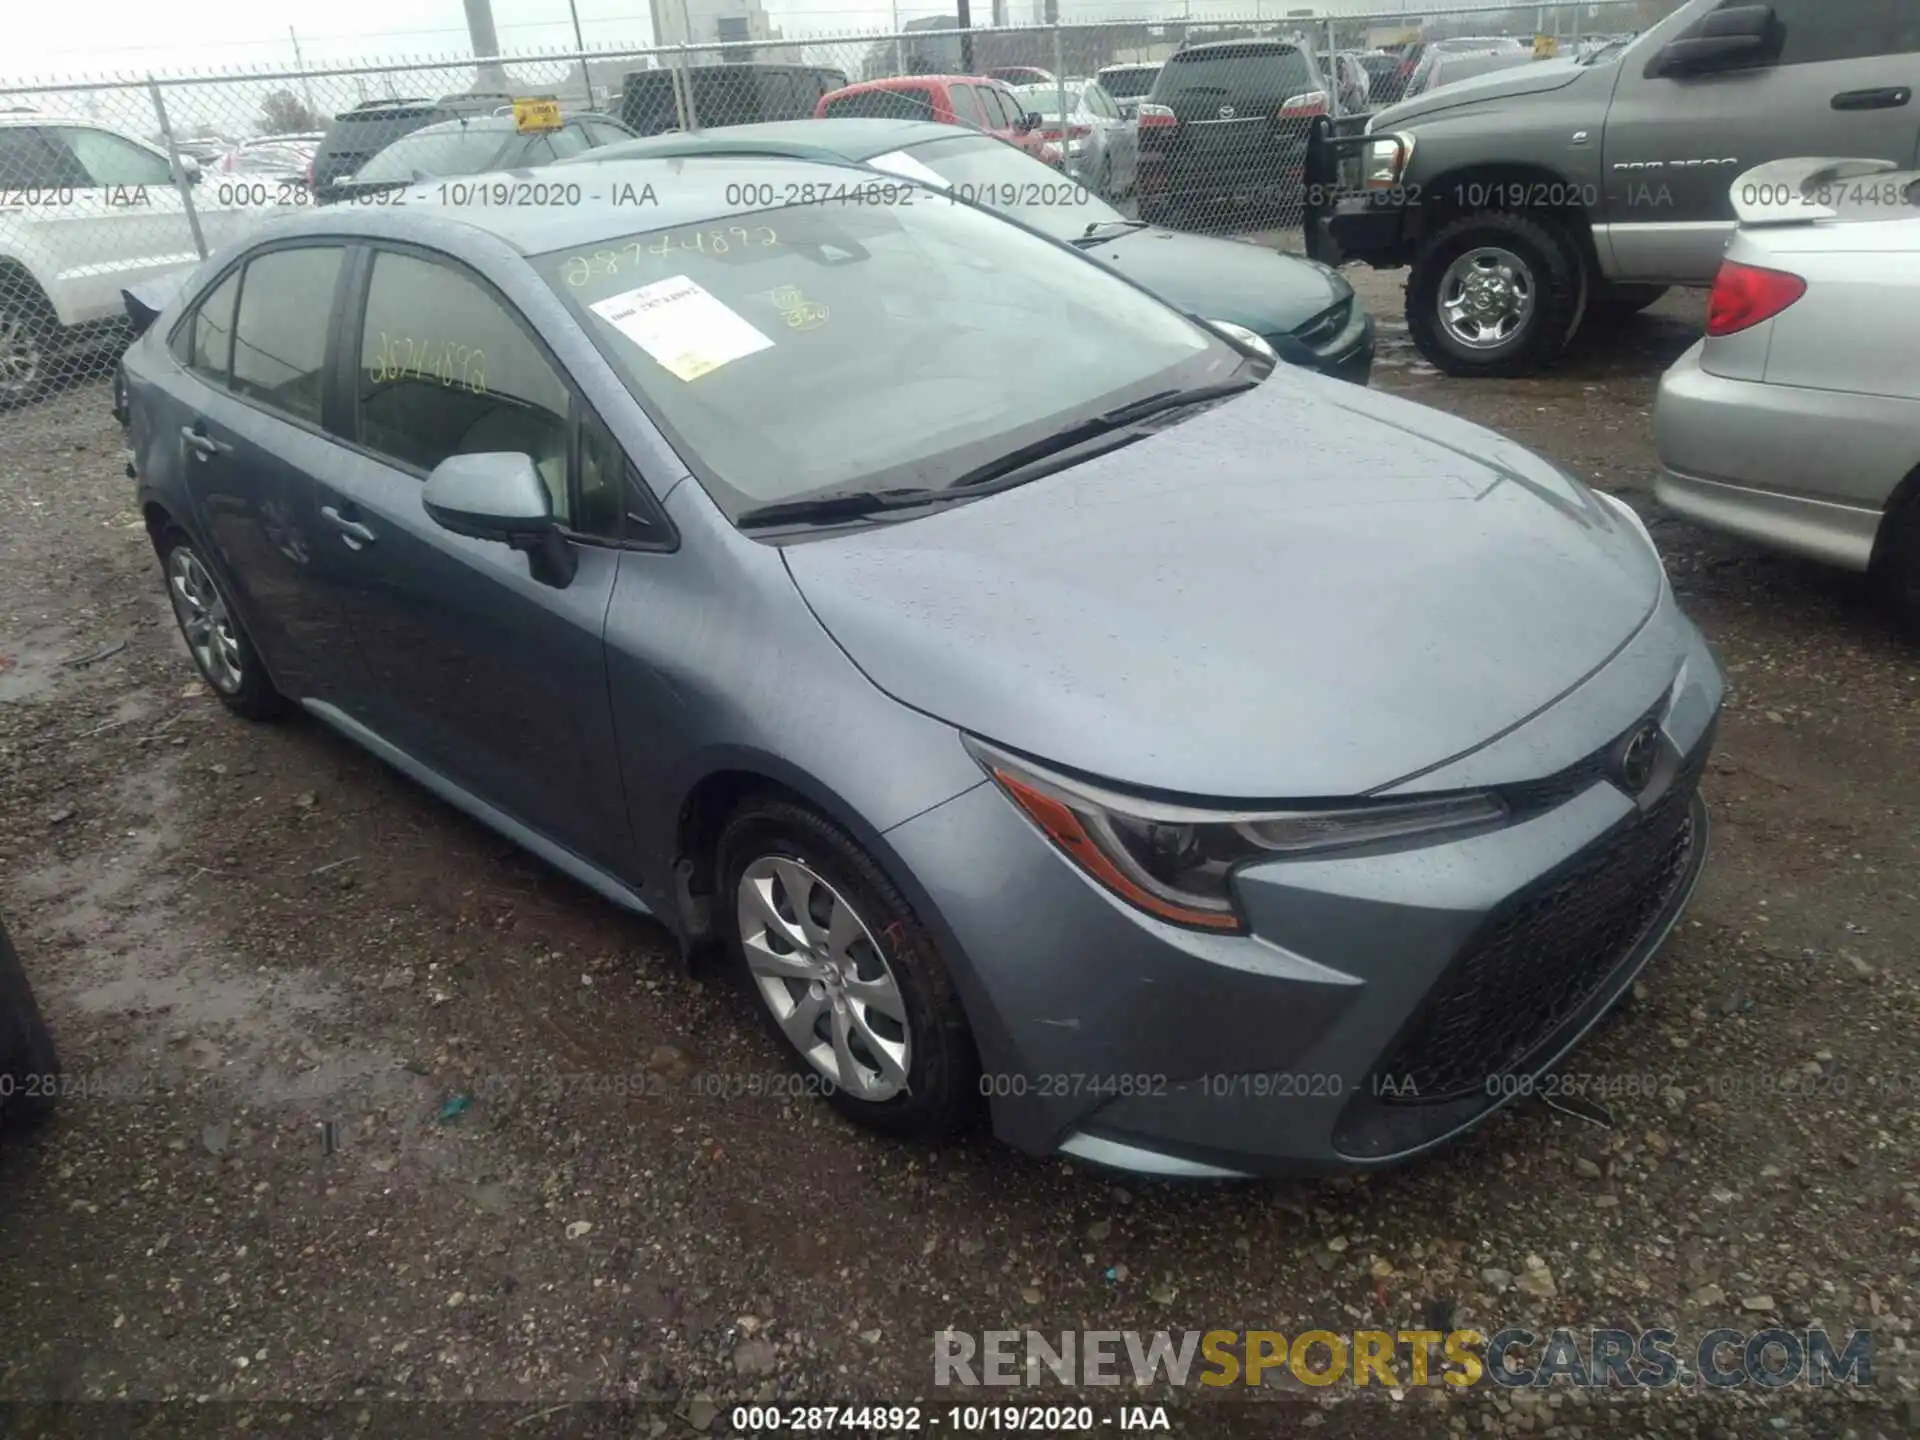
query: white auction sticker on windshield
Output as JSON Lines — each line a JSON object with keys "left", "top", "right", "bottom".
{"left": 588, "top": 275, "right": 772, "bottom": 382}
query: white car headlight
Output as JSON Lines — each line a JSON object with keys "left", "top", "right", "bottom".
{"left": 967, "top": 738, "right": 1506, "bottom": 933}
{"left": 1204, "top": 319, "right": 1277, "bottom": 363}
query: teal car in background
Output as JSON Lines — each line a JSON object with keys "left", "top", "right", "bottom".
{"left": 562, "top": 118, "right": 1374, "bottom": 384}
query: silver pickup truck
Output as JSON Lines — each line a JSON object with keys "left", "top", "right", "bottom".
{"left": 1306, "top": 0, "right": 1919, "bottom": 376}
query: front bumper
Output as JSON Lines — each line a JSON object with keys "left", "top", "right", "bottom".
{"left": 1654, "top": 339, "right": 1909, "bottom": 573}
{"left": 1274, "top": 303, "right": 1374, "bottom": 386}
{"left": 887, "top": 593, "right": 1723, "bottom": 1178}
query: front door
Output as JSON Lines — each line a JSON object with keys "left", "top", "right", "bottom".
{"left": 310, "top": 244, "right": 633, "bottom": 873}
{"left": 1600, "top": 0, "right": 1920, "bottom": 284}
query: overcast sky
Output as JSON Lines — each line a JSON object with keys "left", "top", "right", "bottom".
{"left": 4, "top": 0, "right": 1457, "bottom": 82}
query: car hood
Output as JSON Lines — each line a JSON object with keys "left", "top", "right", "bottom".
{"left": 1078, "top": 227, "right": 1347, "bottom": 336}
{"left": 1375, "top": 56, "right": 1587, "bottom": 127}
{"left": 782, "top": 373, "right": 1663, "bottom": 799}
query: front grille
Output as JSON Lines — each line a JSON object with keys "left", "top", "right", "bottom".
{"left": 1291, "top": 297, "right": 1352, "bottom": 350}
{"left": 1371, "top": 748, "right": 1706, "bottom": 1106}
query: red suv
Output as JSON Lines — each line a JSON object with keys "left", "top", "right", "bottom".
{"left": 814, "top": 77, "right": 1058, "bottom": 165}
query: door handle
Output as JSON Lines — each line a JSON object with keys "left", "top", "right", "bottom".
{"left": 1831, "top": 86, "right": 1910, "bottom": 111}
{"left": 179, "top": 424, "right": 230, "bottom": 459}
{"left": 320, "top": 505, "right": 378, "bottom": 550}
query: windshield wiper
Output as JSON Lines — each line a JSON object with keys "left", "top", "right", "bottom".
{"left": 735, "top": 486, "right": 948, "bottom": 529}
{"left": 945, "top": 376, "right": 1264, "bottom": 493}
{"left": 1073, "top": 218, "right": 1152, "bottom": 246}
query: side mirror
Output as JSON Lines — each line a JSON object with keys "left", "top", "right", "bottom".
{"left": 1647, "top": 4, "right": 1777, "bottom": 77}
{"left": 1017, "top": 111, "right": 1042, "bottom": 132}
{"left": 422, "top": 451, "right": 577, "bottom": 587}
{"left": 176, "top": 154, "right": 202, "bottom": 185}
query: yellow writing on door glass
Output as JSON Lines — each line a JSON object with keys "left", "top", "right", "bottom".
{"left": 368, "top": 333, "right": 488, "bottom": 394}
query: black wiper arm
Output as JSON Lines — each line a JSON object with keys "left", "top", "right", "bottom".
{"left": 1073, "top": 218, "right": 1152, "bottom": 246}
{"left": 946, "top": 376, "right": 1264, "bottom": 494}
{"left": 735, "top": 486, "right": 945, "bottom": 529}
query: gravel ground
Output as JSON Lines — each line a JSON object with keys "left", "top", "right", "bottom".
{"left": 1, "top": 268, "right": 1917, "bottom": 1440}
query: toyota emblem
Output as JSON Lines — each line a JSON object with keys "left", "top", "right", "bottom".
{"left": 1617, "top": 722, "right": 1661, "bottom": 795}
{"left": 1218, "top": 104, "right": 1235, "bottom": 119}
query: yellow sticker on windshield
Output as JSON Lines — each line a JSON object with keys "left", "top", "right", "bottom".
{"left": 769, "top": 285, "right": 829, "bottom": 331}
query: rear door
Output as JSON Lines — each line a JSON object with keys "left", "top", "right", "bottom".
{"left": 1600, "top": 0, "right": 1920, "bottom": 283}
{"left": 165, "top": 243, "right": 365, "bottom": 701}
{"left": 309, "top": 243, "right": 629, "bottom": 867}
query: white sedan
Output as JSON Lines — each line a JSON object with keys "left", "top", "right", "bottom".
{"left": 1653, "top": 158, "right": 1920, "bottom": 634}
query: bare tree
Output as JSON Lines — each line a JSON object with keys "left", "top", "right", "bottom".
{"left": 259, "top": 89, "right": 322, "bottom": 136}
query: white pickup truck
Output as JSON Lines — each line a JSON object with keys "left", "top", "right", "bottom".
{"left": 1, "top": 111, "right": 267, "bottom": 404}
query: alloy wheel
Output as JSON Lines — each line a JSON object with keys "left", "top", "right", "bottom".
{"left": 735, "top": 854, "right": 911, "bottom": 1101}
{"left": 1438, "top": 245, "right": 1535, "bottom": 351}
{"left": 0, "top": 309, "right": 46, "bottom": 400}
{"left": 166, "top": 546, "right": 245, "bottom": 695}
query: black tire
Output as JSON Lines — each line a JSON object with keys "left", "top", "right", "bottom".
{"left": 716, "top": 797, "right": 979, "bottom": 1141}
{"left": 1872, "top": 482, "right": 1920, "bottom": 641}
{"left": 156, "top": 528, "right": 286, "bottom": 720}
{"left": 1587, "top": 283, "right": 1670, "bottom": 323}
{"left": 1406, "top": 210, "right": 1583, "bottom": 378}
{"left": 0, "top": 917, "right": 59, "bottom": 1132}
{"left": 0, "top": 270, "right": 58, "bottom": 410}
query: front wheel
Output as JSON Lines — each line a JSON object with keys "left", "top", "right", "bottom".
{"left": 1406, "top": 211, "right": 1583, "bottom": 377}
{"left": 0, "top": 289, "right": 56, "bottom": 409}
{"left": 1872, "top": 482, "right": 1920, "bottom": 641}
{"left": 717, "top": 798, "right": 978, "bottom": 1141}
{"left": 0, "top": 919, "right": 58, "bottom": 1132}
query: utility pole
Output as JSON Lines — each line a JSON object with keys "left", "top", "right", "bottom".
{"left": 288, "top": 27, "right": 319, "bottom": 122}
{"left": 957, "top": 0, "right": 976, "bottom": 74}
{"left": 565, "top": 0, "right": 593, "bottom": 107}
{"left": 462, "top": 0, "right": 511, "bottom": 93}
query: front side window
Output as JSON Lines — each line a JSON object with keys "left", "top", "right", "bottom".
{"left": 948, "top": 85, "right": 988, "bottom": 128}
{"left": 356, "top": 249, "right": 573, "bottom": 522}
{"left": 538, "top": 194, "right": 1227, "bottom": 516}
{"left": 52, "top": 127, "right": 172, "bottom": 186}
{"left": 230, "top": 246, "right": 344, "bottom": 425}
{"left": 174, "top": 269, "right": 241, "bottom": 383}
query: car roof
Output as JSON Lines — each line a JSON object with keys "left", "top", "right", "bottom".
{"left": 826, "top": 75, "right": 998, "bottom": 95}
{"left": 559, "top": 118, "right": 969, "bottom": 167}
{"left": 253, "top": 153, "right": 924, "bottom": 255}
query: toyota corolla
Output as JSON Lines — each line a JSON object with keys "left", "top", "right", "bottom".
{"left": 119, "top": 156, "right": 1722, "bottom": 1178}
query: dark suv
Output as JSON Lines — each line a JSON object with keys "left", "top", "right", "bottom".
{"left": 1135, "top": 41, "right": 1330, "bottom": 228}
{"left": 620, "top": 64, "right": 848, "bottom": 136}
{"left": 309, "top": 95, "right": 512, "bottom": 204}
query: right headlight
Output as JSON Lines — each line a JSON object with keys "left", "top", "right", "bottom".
{"left": 1362, "top": 132, "right": 1414, "bottom": 189}
{"left": 966, "top": 738, "right": 1507, "bottom": 933}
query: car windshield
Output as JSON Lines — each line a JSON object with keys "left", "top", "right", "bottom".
{"left": 869, "top": 133, "right": 1126, "bottom": 240}
{"left": 1099, "top": 68, "right": 1157, "bottom": 98}
{"left": 1150, "top": 45, "right": 1314, "bottom": 113}
{"left": 535, "top": 193, "right": 1228, "bottom": 516}
{"left": 355, "top": 122, "right": 507, "bottom": 182}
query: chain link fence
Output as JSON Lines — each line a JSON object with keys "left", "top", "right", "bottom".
{"left": 0, "top": 0, "right": 1648, "bottom": 409}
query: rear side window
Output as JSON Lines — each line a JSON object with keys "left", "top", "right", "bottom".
{"left": 1150, "top": 45, "right": 1314, "bottom": 110}
{"left": 172, "top": 269, "right": 241, "bottom": 383}
{"left": 230, "top": 247, "right": 344, "bottom": 425}
{"left": 356, "top": 250, "right": 573, "bottom": 522}
{"left": 823, "top": 87, "right": 938, "bottom": 121}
